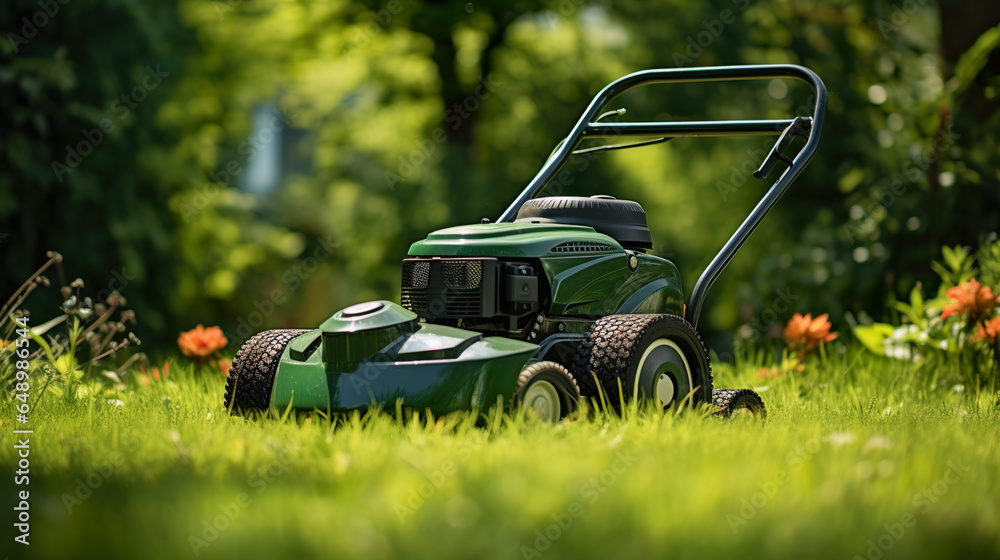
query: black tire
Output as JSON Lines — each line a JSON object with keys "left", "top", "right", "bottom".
{"left": 515, "top": 361, "right": 581, "bottom": 421}
{"left": 224, "top": 329, "right": 308, "bottom": 415}
{"left": 571, "top": 314, "right": 712, "bottom": 410}
{"left": 713, "top": 388, "right": 766, "bottom": 419}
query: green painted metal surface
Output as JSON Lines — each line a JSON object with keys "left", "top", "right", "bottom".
{"left": 320, "top": 301, "right": 419, "bottom": 371}
{"left": 408, "top": 222, "right": 623, "bottom": 258}
{"left": 542, "top": 252, "right": 683, "bottom": 316}
{"left": 270, "top": 308, "right": 539, "bottom": 414}
{"left": 318, "top": 301, "right": 418, "bottom": 333}
{"left": 288, "top": 330, "right": 321, "bottom": 362}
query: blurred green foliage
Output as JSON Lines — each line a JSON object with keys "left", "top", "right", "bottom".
{"left": 2, "top": 0, "right": 999, "bottom": 354}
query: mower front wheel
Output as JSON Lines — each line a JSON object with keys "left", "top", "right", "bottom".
{"left": 224, "top": 329, "right": 308, "bottom": 415}
{"left": 515, "top": 361, "right": 581, "bottom": 422}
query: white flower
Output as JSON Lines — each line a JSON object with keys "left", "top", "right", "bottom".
{"left": 863, "top": 435, "right": 892, "bottom": 452}
{"left": 828, "top": 432, "right": 855, "bottom": 446}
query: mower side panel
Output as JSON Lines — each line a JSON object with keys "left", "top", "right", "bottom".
{"left": 269, "top": 328, "right": 537, "bottom": 415}
{"left": 541, "top": 253, "right": 684, "bottom": 316}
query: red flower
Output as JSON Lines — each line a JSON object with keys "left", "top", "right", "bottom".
{"left": 941, "top": 279, "right": 998, "bottom": 323}
{"left": 138, "top": 362, "right": 169, "bottom": 386}
{"left": 975, "top": 317, "right": 1000, "bottom": 345}
{"left": 783, "top": 313, "right": 838, "bottom": 358}
{"left": 177, "top": 325, "right": 228, "bottom": 360}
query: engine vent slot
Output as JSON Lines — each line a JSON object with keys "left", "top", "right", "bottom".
{"left": 550, "top": 242, "right": 618, "bottom": 253}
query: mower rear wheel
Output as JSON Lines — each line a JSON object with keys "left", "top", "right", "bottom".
{"left": 712, "top": 388, "right": 767, "bottom": 419}
{"left": 571, "top": 314, "right": 712, "bottom": 411}
{"left": 515, "top": 361, "right": 581, "bottom": 422}
{"left": 224, "top": 329, "right": 308, "bottom": 415}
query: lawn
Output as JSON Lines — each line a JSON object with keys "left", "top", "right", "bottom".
{"left": 2, "top": 346, "right": 999, "bottom": 560}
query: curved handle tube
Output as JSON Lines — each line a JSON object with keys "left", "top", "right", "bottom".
{"left": 495, "top": 64, "right": 827, "bottom": 328}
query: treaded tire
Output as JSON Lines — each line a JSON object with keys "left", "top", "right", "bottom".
{"left": 713, "top": 388, "right": 766, "bottom": 419}
{"left": 571, "top": 314, "right": 712, "bottom": 410}
{"left": 224, "top": 329, "right": 308, "bottom": 415}
{"left": 515, "top": 361, "right": 581, "bottom": 421}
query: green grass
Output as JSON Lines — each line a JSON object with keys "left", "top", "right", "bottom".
{"left": 3, "top": 347, "right": 1000, "bottom": 560}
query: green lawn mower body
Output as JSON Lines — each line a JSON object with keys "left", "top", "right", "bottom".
{"left": 225, "top": 64, "right": 827, "bottom": 421}
{"left": 264, "top": 222, "right": 683, "bottom": 415}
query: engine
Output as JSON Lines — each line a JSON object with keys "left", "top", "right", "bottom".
{"left": 400, "top": 257, "right": 542, "bottom": 336}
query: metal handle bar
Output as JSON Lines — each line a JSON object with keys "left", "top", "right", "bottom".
{"left": 495, "top": 64, "right": 827, "bottom": 328}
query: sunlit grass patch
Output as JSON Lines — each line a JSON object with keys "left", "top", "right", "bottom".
{"left": 1, "top": 346, "right": 999, "bottom": 559}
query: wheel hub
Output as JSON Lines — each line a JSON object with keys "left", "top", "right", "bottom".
{"left": 523, "top": 380, "right": 561, "bottom": 422}
{"left": 654, "top": 372, "right": 676, "bottom": 408}
{"left": 635, "top": 339, "right": 693, "bottom": 410}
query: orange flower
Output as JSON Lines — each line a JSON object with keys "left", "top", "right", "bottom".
{"left": 756, "top": 366, "right": 781, "bottom": 380}
{"left": 975, "top": 317, "right": 1000, "bottom": 345}
{"left": 218, "top": 358, "right": 233, "bottom": 376}
{"left": 940, "top": 279, "right": 998, "bottom": 322}
{"left": 138, "top": 361, "right": 169, "bottom": 386}
{"left": 177, "top": 325, "right": 228, "bottom": 360}
{"left": 783, "top": 313, "right": 838, "bottom": 358}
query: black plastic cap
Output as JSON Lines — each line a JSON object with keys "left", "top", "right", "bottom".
{"left": 514, "top": 196, "right": 653, "bottom": 250}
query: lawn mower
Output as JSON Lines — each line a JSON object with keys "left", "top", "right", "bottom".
{"left": 224, "top": 64, "right": 827, "bottom": 422}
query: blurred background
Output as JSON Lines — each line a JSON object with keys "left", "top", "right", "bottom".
{"left": 1, "top": 0, "right": 998, "bottom": 355}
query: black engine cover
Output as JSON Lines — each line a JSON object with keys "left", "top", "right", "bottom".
{"left": 513, "top": 195, "right": 653, "bottom": 250}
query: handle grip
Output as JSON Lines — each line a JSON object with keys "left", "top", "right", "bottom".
{"left": 753, "top": 116, "right": 813, "bottom": 179}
